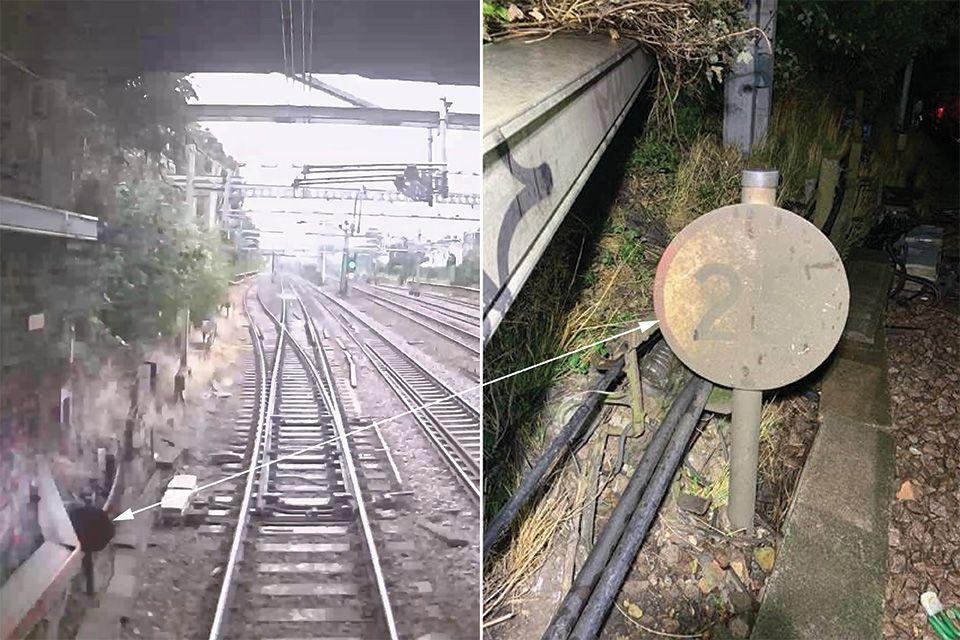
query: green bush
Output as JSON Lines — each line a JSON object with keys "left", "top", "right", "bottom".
{"left": 97, "top": 179, "right": 230, "bottom": 342}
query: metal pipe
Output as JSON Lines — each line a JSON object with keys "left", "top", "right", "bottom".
{"left": 740, "top": 168, "right": 778, "bottom": 206}
{"left": 483, "top": 360, "right": 626, "bottom": 554}
{"left": 728, "top": 388, "right": 763, "bottom": 534}
{"left": 727, "top": 168, "right": 777, "bottom": 535}
{"left": 541, "top": 374, "right": 703, "bottom": 640}
{"left": 569, "top": 378, "right": 713, "bottom": 640}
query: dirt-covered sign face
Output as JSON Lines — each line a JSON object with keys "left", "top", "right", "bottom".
{"left": 653, "top": 203, "right": 849, "bottom": 391}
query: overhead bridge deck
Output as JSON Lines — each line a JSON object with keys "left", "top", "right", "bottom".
{"left": 482, "top": 35, "right": 654, "bottom": 341}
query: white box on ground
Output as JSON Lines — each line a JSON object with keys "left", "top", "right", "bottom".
{"left": 161, "top": 474, "right": 197, "bottom": 519}
{"left": 167, "top": 474, "right": 197, "bottom": 491}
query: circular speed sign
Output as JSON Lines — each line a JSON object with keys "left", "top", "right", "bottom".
{"left": 653, "top": 203, "right": 849, "bottom": 391}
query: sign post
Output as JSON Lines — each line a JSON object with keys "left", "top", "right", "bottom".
{"left": 654, "top": 169, "right": 849, "bottom": 535}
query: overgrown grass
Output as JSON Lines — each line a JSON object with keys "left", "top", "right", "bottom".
{"left": 483, "top": 477, "right": 577, "bottom": 625}
{"left": 689, "top": 402, "right": 784, "bottom": 510}
{"left": 749, "top": 90, "right": 848, "bottom": 207}
{"left": 482, "top": 87, "right": 912, "bottom": 546}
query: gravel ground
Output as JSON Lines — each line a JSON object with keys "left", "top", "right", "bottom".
{"left": 345, "top": 281, "right": 481, "bottom": 383}
{"left": 121, "top": 277, "right": 480, "bottom": 639}
{"left": 883, "top": 302, "right": 960, "bottom": 640}
{"left": 486, "top": 375, "right": 821, "bottom": 640}
{"left": 119, "top": 286, "right": 254, "bottom": 640}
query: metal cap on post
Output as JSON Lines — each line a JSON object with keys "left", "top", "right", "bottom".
{"left": 740, "top": 168, "right": 779, "bottom": 206}
{"left": 655, "top": 165, "right": 848, "bottom": 539}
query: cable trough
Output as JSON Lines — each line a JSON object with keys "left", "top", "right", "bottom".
{"left": 207, "top": 283, "right": 400, "bottom": 639}
{"left": 297, "top": 278, "right": 481, "bottom": 501}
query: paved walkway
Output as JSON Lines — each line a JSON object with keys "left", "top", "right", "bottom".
{"left": 75, "top": 464, "right": 160, "bottom": 639}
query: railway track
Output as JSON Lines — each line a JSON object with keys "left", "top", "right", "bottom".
{"left": 351, "top": 282, "right": 481, "bottom": 356}
{"left": 207, "top": 283, "right": 400, "bottom": 640}
{"left": 371, "top": 282, "right": 481, "bottom": 325}
{"left": 296, "top": 278, "right": 482, "bottom": 501}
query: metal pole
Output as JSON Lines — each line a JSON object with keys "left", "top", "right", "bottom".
{"left": 427, "top": 128, "right": 433, "bottom": 163}
{"left": 438, "top": 98, "right": 448, "bottom": 196}
{"left": 180, "top": 308, "right": 189, "bottom": 368}
{"left": 728, "top": 168, "right": 777, "bottom": 536}
{"left": 339, "top": 223, "right": 350, "bottom": 296}
{"left": 897, "top": 58, "right": 914, "bottom": 132}
{"left": 740, "top": 167, "right": 778, "bottom": 206}
{"left": 354, "top": 186, "right": 364, "bottom": 234}
{"left": 223, "top": 172, "right": 232, "bottom": 218}
{"left": 206, "top": 192, "right": 217, "bottom": 230}
{"left": 729, "top": 388, "right": 763, "bottom": 535}
{"left": 180, "top": 143, "right": 196, "bottom": 384}
{"left": 184, "top": 143, "right": 196, "bottom": 220}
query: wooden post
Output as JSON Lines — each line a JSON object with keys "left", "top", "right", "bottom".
{"left": 830, "top": 91, "right": 865, "bottom": 242}
{"left": 723, "top": 0, "right": 778, "bottom": 152}
{"left": 812, "top": 157, "right": 841, "bottom": 229}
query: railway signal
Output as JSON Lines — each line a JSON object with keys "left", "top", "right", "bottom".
{"left": 653, "top": 169, "right": 849, "bottom": 535}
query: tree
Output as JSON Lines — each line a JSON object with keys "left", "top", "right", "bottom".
{"left": 97, "top": 179, "right": 229, "bottom": 343}
{"left": 81, "top": 73, "right": 197, "bottom": 161}
{"left": 776, "top": 0, "right": 956, "bottom": 94}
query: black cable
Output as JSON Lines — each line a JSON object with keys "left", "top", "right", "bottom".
{"left": 540, "top": 374, "right": 703, "bottom": 640}
{"left": 483, "top": 360, "right": 626, "bottom": 555}
{"left": 569, "top": 378, "right": 713, "bottom": 640}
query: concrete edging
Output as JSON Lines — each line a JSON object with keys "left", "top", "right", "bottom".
{"left": 752, "top": 250, "right": 895, "bottom": 640}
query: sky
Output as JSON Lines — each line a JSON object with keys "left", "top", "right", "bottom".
{"left": 188, "top": 72, "right": 481, "bottom": 252}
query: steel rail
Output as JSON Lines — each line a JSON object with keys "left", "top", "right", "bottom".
{"left": 364, "top": 347, "right": 481, "bottom": 499}
{"left": 352, "top": 286, "right": 481, "bottom": 355}
{"left": 375, "top": 282, "right": 480, "bottom": 311}
{"left": 295, "top": 292, "right": 403, "bottom": 487}
{"left": 416, "top": 280, "right": 480, "bottom": 295}
{"left": 296, "top": 279, "right": 480, "bottom": 500}
{"left": 357, "top": 285, "right": 480, "bottom": 338}
{"left": 263, "top": 282, "right": 400, "bottom": 640}
{"left": 367, "top": 283, "right": 481, "bottom": 326}
{"left": 208, "top": 287, "right": 276, "bottom": 640}
{"left": 389, "top": 284, "right": 480, "bottom": 310}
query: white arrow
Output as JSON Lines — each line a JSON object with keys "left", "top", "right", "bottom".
{"left": 114, "top": 508, "right": 135, "bottom": 522}
{"left": 112, "top": 319, "right": 660, "bottom": 522}
{"left": 637, "top": 319, "right": 659, "bottom": 333}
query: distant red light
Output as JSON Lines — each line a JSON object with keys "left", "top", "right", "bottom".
{"left": 936, "top": 105, "right": 946, "bottom": 120}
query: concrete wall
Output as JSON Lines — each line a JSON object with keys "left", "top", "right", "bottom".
{"left": 0, "top": 232, "right": 83, "bottom": 581}
{"left": 0, "top": 61, "right": 115, "bottom": 218}
{"left": 0, "top": 66, "right": 112, "bottom": 580}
